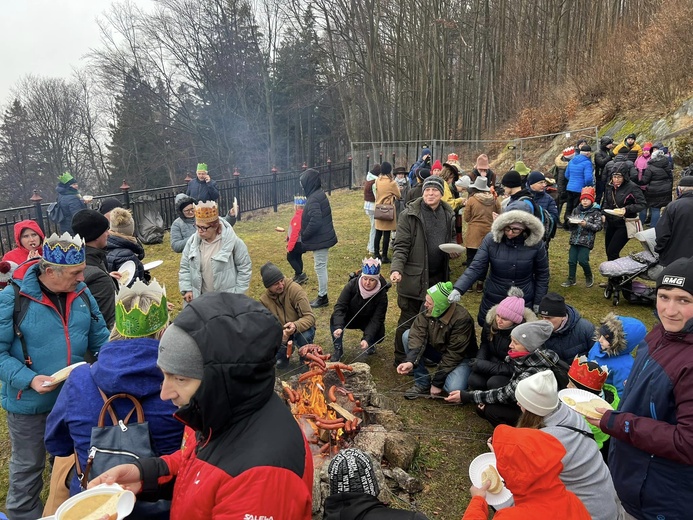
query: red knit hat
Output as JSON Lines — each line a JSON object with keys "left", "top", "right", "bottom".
{"left": 568, "top": 356, "right": 608, "bottom": 393}
{"left": 431, "top": 160, "right": 443, "bottom": 172}
{"left": 580, "top": 186, "right": 595, "bottom": 203}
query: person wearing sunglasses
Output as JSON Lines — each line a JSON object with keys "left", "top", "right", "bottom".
{"left": 179, "top": 201, "right": 251, "bottom": 303}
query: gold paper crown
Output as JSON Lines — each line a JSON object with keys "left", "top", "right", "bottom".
{"left": 194, "top": 201, "right": 219, "bottom": 224}
{"left": 115, "top": 279, "right": 169, "bottom": 338}
{"left": 42, "top": 232, "right": 86, "bottom": 265}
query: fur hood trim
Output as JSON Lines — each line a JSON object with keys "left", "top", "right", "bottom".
{"left": 598, "top": 313, "right": 646, "bottom": 356}
{"left": 486, "top": 304, "right": 538, "bottom": 326}
{"left": 491, "top": 210, "right": 545, "bottom": 247}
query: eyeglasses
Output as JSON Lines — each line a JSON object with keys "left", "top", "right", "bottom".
{"left": 196, "top": 224, "right": 213, "bottom": 231}
{"left": 182, "top": 208, "right": 195, "bottom": 214}
{"left": 503, "top": 226, "right": 524, "bottom": 233}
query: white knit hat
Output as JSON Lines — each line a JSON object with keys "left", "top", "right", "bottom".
{"left": 514, "top": 370, "right": 559, "bottom": 416}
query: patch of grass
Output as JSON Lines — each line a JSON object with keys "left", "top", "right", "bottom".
{"left": 0, "top": 188, "right": 657, "bottom": 518}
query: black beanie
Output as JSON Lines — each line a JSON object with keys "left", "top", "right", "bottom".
{"left": 177, "top": 195, "right": 196, "bottom": 214}
{"left": 502, "top": 170, "right": 522, "bottom": 189}
{"left": 99, "top": 198, "right": 123, "bottom": 215}
{"left": 328, "top": 448, "right": 380, "bottom": 496}
{"left": 71, "top": 209, "right": 110, "bottom": 243}
{"left": 416, "top": 168, "right": 431, "bottom": 181}
{"left": 657, "top": 257, "right": 693, "bottom": 296}
{"left": 538, "top": 292, "right": 567, "bottom": 317}
{"left": 261, "top": 262, "right": 284, "bottom": 288}
{"left": 380, "top": 161, "right": 392, "bottom": 176}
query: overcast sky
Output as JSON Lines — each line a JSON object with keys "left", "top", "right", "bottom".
{"left": 0, "top": 0, "right": 151, "bottom": 103}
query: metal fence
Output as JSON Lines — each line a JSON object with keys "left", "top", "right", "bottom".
{"left": 0, "top": 162, "right": 351, "bottom": 257}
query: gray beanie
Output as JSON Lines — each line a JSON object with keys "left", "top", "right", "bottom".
{"left": 328, "top": 448, "right": 380, "bottom": 497}
{"left": 158, "top": 324, "right": 204, "bottom": 379}
{"left": 261, "top": 262, "right": 284, "bottom": 288}
{"left": 422, "top": 176, "right": 445, "bottom": 195}
{"left": 510, "top": 320, "right": 554, "bottom": 352}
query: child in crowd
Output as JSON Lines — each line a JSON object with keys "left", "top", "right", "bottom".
{"left": 562, "top": 186, "right": 603, "bottom": 288}
{"left": 287, "top": 195, "right": 308, "bottom": 285}
{"left": 587, "top": 313, "right": 646, "bottom": 395}
{"left": 567, "top": 356, "right": 619, "bottom": 460}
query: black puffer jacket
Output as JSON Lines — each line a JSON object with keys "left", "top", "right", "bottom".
{"left": 655, "top": 191, "right": 693, "bottom": 266}
{"left": 603, "top": 156, "right": 637, "bottom": 184}
{"left": 602, "top": 173, "right": 646, "bottom": 229}
{"left": 300, "top": 168, "right": 338, "bottom": 251}
{"left": 330, "top": 274, "right": 389, "bottom": 345}
{"left": 594, "top": 143, "right": 614, "bottom": 182}
{"left": 84, "top": 245, "right": 118, "bottom": 329}
{"left": 640, "top": 154, "right": 673, "bottom": 208}
{"left": 323, "top": 492, "right": 429, "bottom": 520}
{"left": 105, "top": 234, "right": 145, "bottom": 284}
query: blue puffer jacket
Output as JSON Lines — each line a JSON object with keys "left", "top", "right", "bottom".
{"left": 565, "top": 154, "right": 594, "bottom": 193}
{"left": 0, "top": 264, "right": 110, "bottom": 415}
{"left": 453, "top": 210, "right": 549, "bottom": 326}
{"left": 529, "top": 187, "right": 559, "bottom": 222}
{"left": 45, "top": 337, "right": 184, "bottom": 495}
{"left": 588, "top": 315, "right": 646, "bottom": 396}
{"left": 544, "top": 304, "right": 595, "bottom": 363}
{"left": 56, "top": 184, "right": 87, "bottom": 234}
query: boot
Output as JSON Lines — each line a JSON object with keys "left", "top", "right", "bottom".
{"left": 310, "top": 294, "right": 329, "bottom": 308}
{"left": 330, "top": 346, "right": 343, "bottom": 362}
{"left": 293, "top": 272, "right": 308, "bottom": 285}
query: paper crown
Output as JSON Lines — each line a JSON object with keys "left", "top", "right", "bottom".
{"left": 58, "top": 172, "right": 75, "bottom": 184}
{"left": 294, "top": 196, "right": 307, "bottom": 206}
{"left": 196, "top": 163, "right": 208, "bottom": 173}
{"left": 115, "top": 279, "right": 169, "bottom": 338}
{"left": 42, "top": 233, "right": 85, "bottom": 265}
{"left": 194, "top": 201, "right": 219, "bottom": 223}
{"left": 361, "top": 257, "right": 381, "bottom": 277}
{"left": 568, "top": 355, "right": 608, "bottom": 392}
{"left": 447, "top": 153, "right": 459, "bottom": 162}
{"left": 563, "top": 147, "right": 576, "bottom": 158}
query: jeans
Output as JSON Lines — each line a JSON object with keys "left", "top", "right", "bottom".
{"left": 291, "top": 326, "right": 315, "bottom": 347}
{"left": 366, "top": 212, "right": 376, "bottom": 253}
{"left": 313, "top": 248, "right": 329, "bottom": 297}
{"left": 6, "top": 412, "right": 49, "bottom": 520}
{"left": 402, "top": 329, "right": 471, "bottom": 392}
{"left": 568, "top": 244, "right": 592, "bottom": 281}
{"left": 639, "top": 207, "right": 660, "bottom": 228}
{"left": 394, "top": 295, "right": 424, "bottom": 364}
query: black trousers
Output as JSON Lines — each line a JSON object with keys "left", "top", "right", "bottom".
{"left": 286, "top": 242, "right": 304, "bottom": 277}
{"left": 477, "top": 402, "right": 521, "bottom": 427}
{"left": 605, "top": 222, "right": 629, "bottom": 261}
{"left": 374, "top": 230, "right": 391, "bottom": 258}
{"left": 563, "top": 191, "right": 581, "bottom": 225}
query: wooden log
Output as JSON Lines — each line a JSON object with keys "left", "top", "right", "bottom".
{"left": 328, "top": 402, "right": 361, "bottom": 425}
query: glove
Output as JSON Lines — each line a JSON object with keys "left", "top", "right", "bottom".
{"left": 458, "top": 390, "right": 474, "bottom": 404}
{"left": 448, "top": 289, "right": 462, "bottom": 303}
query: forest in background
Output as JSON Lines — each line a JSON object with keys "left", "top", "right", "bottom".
{"left": 0, "top": 0, "right": 692, "bottom": 207}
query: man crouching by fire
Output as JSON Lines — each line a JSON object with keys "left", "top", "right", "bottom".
{"left": 89, "top": 292, "right": 313, "bottom": 518}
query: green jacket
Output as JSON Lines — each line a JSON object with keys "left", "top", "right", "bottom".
{"left": 391, "top": 198, "right": 455, "bottom": 301}
{"left": 588, "top": 383, "right": 620, "bottom": 448}
{"left": 405, "top": 303, "right": 478, "bottom": 388}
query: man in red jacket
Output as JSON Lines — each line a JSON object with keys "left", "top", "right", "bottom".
{"left": 89, "top": 292, "right": 314, "bottom": 519}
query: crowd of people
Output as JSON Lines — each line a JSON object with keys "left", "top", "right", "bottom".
{"left": 0, "top": 139, "right": 691, "bottom": 520}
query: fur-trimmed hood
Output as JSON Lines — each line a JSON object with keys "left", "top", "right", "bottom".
{"left": 491, "top": 210, "right": 545, "bottom": 247}
{"left": 597, "top": 313, "right": 647, "bottom": 356}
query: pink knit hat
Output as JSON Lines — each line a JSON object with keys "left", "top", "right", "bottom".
{"left": 496, "top": 287, "right": 525, "bottom": 324}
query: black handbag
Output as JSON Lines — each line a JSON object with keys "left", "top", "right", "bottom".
{"left": 374, "top": 203, "right": 395, "bottom": 221}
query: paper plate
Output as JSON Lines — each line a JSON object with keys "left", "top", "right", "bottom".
{"left": 55, "top": 483, "right": 135, "bottom": 520}
{"left": 439, "top": 243, "right": 465, "bottom": 254}
{"left": 468, "top": 452, "right": 513, "bottom": 507}
{"left": 603, "top": 209, "right": 625, "bottom": 217}
{"left": 233, "top": 197, "right": 238, "bottom": 216}
{"left": 42, "top": 362, "right": 88, "bottom": 387}
{"left": 558, "top": 388, "right": 613, "bottom": 419}
{"left": 143, "top": 260, "right": 163, "bottom": 271}
{"left": 568, "top": 217, "right": 583, "bottom": 224}
{"left": 118, "top": 260, "right": 136, "bottom": 286}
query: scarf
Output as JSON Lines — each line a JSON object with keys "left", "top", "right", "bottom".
{"left": 508, "top": 349, "right": 531, "bottom": 359}
{"left": 358, "top": 276, "right": 381, "bottom": 299}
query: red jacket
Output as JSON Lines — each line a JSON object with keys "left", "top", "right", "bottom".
{"left": 462, "top": 426, "right": 590, "bottom": 520}
{"left": 2, "top": 219, "right": 44, "bottom": 266}
{"left": 287, "top": 208, "right": 303, "bottom": 252}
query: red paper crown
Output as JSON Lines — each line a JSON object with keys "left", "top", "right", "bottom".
{"left": 568, "top": 356, "right": 608, "bottom": 392}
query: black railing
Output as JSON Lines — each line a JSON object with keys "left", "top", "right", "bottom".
{"left": 0, "top": 161, "right": 352, "bottom": 256}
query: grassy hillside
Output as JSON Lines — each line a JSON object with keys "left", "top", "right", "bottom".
{"left": 0, "top": 188, "right": 656, "bottom": 518}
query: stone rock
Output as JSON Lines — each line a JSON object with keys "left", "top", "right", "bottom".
{"left": 384, "top": 431, "right": 419, "bottom": 471}
{"left": 365, "top": 408, "right": 403, "bottom": 431}
{"left": 354, "top": 424, "right": 387, "bottom": 460}
{"left": 391, "top": 467, "right": 424, "bottom": 494}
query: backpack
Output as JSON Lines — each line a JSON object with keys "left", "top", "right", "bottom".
{"left": 535, "top": 350, "right": 570, "bottom": 390}
{"left": 518, "top": 196, "right": 557, "bottom": 242}
{"left": 76, "top": 389, "right": 155, "bottom": 489}
{"left": 47, "top": 201, "right": 64, "bottom": 223}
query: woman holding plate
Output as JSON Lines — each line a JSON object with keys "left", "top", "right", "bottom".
{"left": 601, "top": 163, "right": 646, "bottom": 261}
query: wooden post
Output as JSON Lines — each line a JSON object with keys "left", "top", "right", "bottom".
{"left": 30, "top": 190, "right": 45, "bottom": 234}
{"left": 120, "top": 180, "right": 131, "bottom": 209}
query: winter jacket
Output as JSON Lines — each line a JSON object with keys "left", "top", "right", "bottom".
{"left": 0, "top": 263, "right": 109, "bottom": 415}
{"left": 44, "top": 338, "right": 183, "bottom": 495}
{"left": 613, "top": 141, "right": 643, "bottom": 162}
{"left": 374, "top": 176, "right": 401, "bottom": 232}
{"left": 405, "top": 185, "right": 423, "bottom": 204}
{"left": 331, "top": 274, "right": 389, "bottom": 345}
{"left": 170, "top": 194, "right": 197, "bottom": 253}
{"left": 84, "top": 245, "right": 118, "bottom": 329}
{"left": 640, "top": 154, "right": 673, "bottom": 208}
{"left": 594, "top": 147, "right": 614, "bottom": 185}
{"left": 588, "top": 315, "right": 646, "bottom": 395}
{"left": 654, "top": 191, "right": 693, "bottom": 266}
{"left": 56, "top": 184, "right": 87, "bottom": 234}
{"left": 287, "top": 208, "right": 303, "bottom": 252}
{"left": 185, "top": 177, "right": 219, "bottom": 202}
{"left": 552, "top": 155, "right": 569, "bottom": 198}
{"left": 502, "top": 188, "right": 533, "bottom": 213}
{"left": 543, "top": 304, "right": 595, "bottom": 363}
{"left": 323, "top": 492, "right": 430, "bottom": 520}
{"left": 2, "top": 220, "right": 44, "bottom": 265}
{"left": 565, "top": 154, "right": 594, "bottom": 193}
{"left": 136, "top": 294, "right": 313, "bottom": 519}
{"left": 542, "top": 403, "right": 621, "bottom": 520}
{"left": 179, "top": 218, "right": 251, "bottom": 297}
{"left": 634, "top": 154, "right": 649, "bottom": 175}
{"left": 469, "top": 347, "right": 561, "bottom": 405}
{"left": 472, "top": 305, "right": 537, "bottom": 383}
{"left": 391, "top": 199, "right": 455, "bottom": 301}
{"left": 528, "top": 186, "right": 559, "bottom": 222}
{"left": 453, "top": 210, "right": 549, "bottom": 326}
{"left": 602, "top": 174, "right": 646, "bottom": 229}
{"left": 441, "top": 180, "right": 464, "bottom": 211}
{"left": 568, "top": 203, "right": 603, "bottom": 250}
{"left": 408, "top": 149, "right": 431, "bottom": 187}
{"left": 106, "top": 233, "right": 145, "bottom": 285}
{"left": 604, "top": 156, "right": 638, "bottom": 183}
{"left": 405, "top": 303, "right": 477, "bottom": 389}
{"left": 300, "top": 168, "right": 338, "bottom": 251}
{"left": 601, "top": 321, "right": 693, "bottom": 520}
{"left": 463, "top": 192, "right": 500, "bottom": 249}
{"left": 462, "top": 426, "right": 590, "bottom": 520}
{"left": 259, "top": 277, "right": 315, "bottom": 333}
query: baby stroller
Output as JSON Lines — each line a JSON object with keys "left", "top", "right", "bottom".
{"left": 599, "top": 228, "right": 663, "bottom": 306}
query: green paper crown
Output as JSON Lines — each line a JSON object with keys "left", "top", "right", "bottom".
{"left": 58, "top": 171, "right": 75, "bottom": 184}
{"left": 196, "top": 163, "right": 208, "bottom": 172}
{"left": 115, "top": 279, "right": 169, "bottom": 338}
